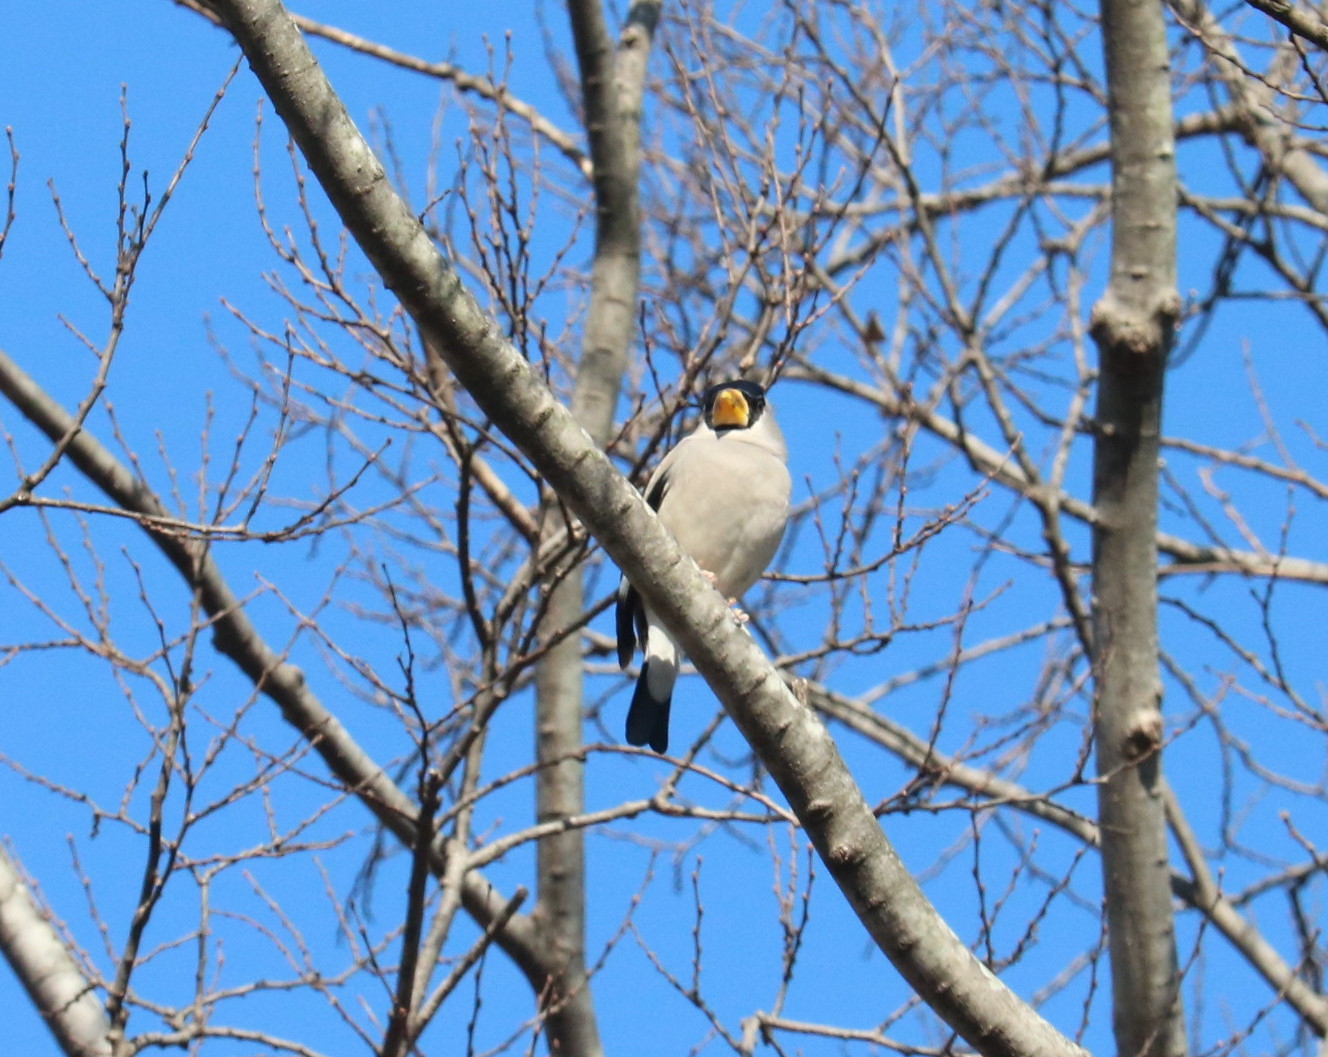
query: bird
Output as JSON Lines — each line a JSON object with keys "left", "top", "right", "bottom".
{"left": 615, "top": 379, "right": 792, "bottom": 753}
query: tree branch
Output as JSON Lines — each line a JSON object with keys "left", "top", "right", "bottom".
{"left": 1089, "top": 0, "right": 1185, "bottom": 1052}
{"left": 528, "top": 2, "right": 657, "bottom": 1054}
{"left": 0, "top": 842, "right": 111, "bottom": 1057}
{"left": 0, "top": 345, "right": 546, "bottom": 994}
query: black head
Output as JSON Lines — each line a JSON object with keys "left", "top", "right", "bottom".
{"left": 700, "top": 379, "right": 769, "bottom": 432}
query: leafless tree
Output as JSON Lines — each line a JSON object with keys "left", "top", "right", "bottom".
{"left": 2, "top": 0, "right": 1327, "bottom": 1055}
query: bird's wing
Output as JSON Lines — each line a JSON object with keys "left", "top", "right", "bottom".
{"left": 642, "top": 432, "right": 702, "bottom": 511}
{"left": 615, "top": 576, "right": 640, "bottom": 669}
{"left": 616, "top": 431, "right": 717, "bottom": 667}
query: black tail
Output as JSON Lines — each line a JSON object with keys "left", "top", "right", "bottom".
{"left": 625, "top": 663, "right": 672, "bottom": 754}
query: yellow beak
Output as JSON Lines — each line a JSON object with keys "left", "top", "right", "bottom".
{"left": 711, "top": 387, "right": 750, "bottom": 429}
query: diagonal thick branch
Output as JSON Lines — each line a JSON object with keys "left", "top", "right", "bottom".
{"left": 0, "top": 843, "right": 111, "bottom": 1057}
{"left": 1239, "top": 0, "right": 1328, "bottom": 51}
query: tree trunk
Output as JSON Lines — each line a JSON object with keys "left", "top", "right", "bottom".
{"left": 1091, "top": 1, "right": 1186, "bottom": 1054}
{"left": 531, "top": 2, "right": 655, "bottom": 1053}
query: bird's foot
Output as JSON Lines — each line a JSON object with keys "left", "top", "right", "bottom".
{"left": 700, "top": 569, "right": 749, "bottom": 625}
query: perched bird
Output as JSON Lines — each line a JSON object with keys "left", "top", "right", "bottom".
{"left": 616, "top": 379, "right": 791, "bottom": 753}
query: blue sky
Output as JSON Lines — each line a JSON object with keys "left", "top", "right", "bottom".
{"left": 3, "top": 2, "right": 1327, "bottom": 1056}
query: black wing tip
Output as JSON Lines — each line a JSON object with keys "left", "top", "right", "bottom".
{"left": 615, "top": 581, "right": 639, "bottom": 669}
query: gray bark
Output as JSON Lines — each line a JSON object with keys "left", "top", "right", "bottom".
{"left": 531, "top": 3, "right": 656, "bottom": 1053}
{"left": 0, "top": 844, "right": 112, "bottom": 1057}
{"left": 1091, "top": 0, "right": 1186, "bottom": 1054}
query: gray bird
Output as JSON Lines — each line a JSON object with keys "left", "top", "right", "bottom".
{"left": 616, "top": 379, "right": 792, "bottom": 753}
